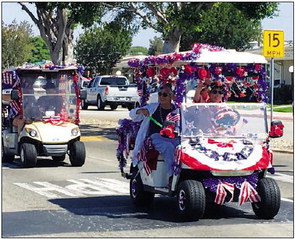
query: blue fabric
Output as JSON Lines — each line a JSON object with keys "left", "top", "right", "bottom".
{"left": 150, "top": 133, "right": 180, "bottom": 176}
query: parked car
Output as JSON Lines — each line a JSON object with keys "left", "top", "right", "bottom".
{"left": 81, "top": 75, "right": 139, "bottom": 111}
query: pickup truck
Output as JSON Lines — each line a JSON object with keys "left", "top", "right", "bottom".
{"left": 81, "top": 75, "right": 139, "bottom": 111}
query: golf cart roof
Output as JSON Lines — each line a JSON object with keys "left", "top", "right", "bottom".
{"left": 128, "top": 44, "right": 267, "bottom": 67}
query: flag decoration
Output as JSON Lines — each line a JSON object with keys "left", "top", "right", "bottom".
{"left": 203, "top": 173, "right": 261, "bottom": 205}
{"left": 214, "top": 181, "right": 235, "bottom": 205}
{"left": 138, "top": 137, "right": 159, "bottom": 175}
{"left": 239, "top": 180, "right": 261, "bottom": 205}
{"left": 178, "top": 138, "right": 272, "bottom": 171}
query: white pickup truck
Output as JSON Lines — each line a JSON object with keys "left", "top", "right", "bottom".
{"left": 81, "top": 75, "right": 139, "bottom": 111}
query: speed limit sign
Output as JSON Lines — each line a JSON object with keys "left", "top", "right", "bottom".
{"left": 263, "top": 30, "right": 285, "bottom": 58}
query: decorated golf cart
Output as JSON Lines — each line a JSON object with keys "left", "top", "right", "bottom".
{"left": 116, "top": 43, "right": 284, "bottom": 221}
{"left": 2, "top": 64, "right": 87, "bottom": 167}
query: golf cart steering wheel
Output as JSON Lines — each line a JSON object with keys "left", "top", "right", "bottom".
{"left": 212, "top": 108, "right": 241, "bottom": 128}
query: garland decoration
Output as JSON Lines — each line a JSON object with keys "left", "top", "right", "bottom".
{"left": 127, "top": 43, "right": 268, "bottom": 105}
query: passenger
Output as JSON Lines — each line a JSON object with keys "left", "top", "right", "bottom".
{"left": 129, "top": 84, "right": 179, "bottom": 183}
{"left": 194, "top": 82, "right": 225, "bottom": 103}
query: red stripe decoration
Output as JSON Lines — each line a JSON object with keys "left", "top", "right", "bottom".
{"left": 214, "top": 181, "right": 235, "bottom": 205}
{"left": 179, "top": 146, "right": 271, "bottom": 171}
{"left": 239, "top": 180, "right": 261, "bottom": 205}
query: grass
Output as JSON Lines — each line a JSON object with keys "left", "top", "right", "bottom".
{"left": 273, "top": 106, "right": 293, "bottom": 113}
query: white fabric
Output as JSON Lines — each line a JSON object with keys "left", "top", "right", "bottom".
{"left": 129, "top": 103, "right": 159, "bottom": 165}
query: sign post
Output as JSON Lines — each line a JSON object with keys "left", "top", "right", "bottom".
{"left": 263, "top": 30, "right": 284, "bottom": 125}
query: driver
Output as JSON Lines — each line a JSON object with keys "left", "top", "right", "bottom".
{"left": 130, "top": 84, "right": 179, "bottom": 184}
{"left": 38, "top": 82, "right": 63, "bottom": 115}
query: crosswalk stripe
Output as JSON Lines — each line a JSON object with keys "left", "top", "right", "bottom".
{"left": 269, "top": 172, "right": 293, "bottom": 184}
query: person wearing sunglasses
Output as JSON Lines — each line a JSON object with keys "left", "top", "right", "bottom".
{"left": 129, "top": 84, "right": 179, "bottom": 184}
{"left": 208, "top": 85, "right": 225, "bottom": 103}
{"left": 194, "top": 82, "right": 225, "bottom": 103}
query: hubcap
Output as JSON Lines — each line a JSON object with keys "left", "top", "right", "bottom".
{"left": 178, "top": 189, "right": 186, "bottom": 211}
{"left": 131, "top": 179, "right": 137, "bottom": 198}
{"left": 20, "top": 148, "right": 25, "bottom": 163}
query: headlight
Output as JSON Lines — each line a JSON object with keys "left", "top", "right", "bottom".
{"left": 71, "top": 128, "right": 79, "bottom": 136}
{"left": 25, "top": 128, "right": 37, "bottom": 137}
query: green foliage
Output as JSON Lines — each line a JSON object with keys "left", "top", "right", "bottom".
{"left": 27, "top": 37, "right": 51, "bottom": 63}
{"left": 75, "top": 22, "right": 133, "bottom": 74}
{"left": 2, "top": 20, "right": 33, "bottom": 70}
{"left": 180, "top": 3, "right": 263, "bottom": 50}
{"left": 148, "top": 37, "right": 163, "bottom": 55}
{"left": 129, "top": 46, "right": 148, "bottom": 56}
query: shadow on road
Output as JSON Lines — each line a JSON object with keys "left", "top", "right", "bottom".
{"left": 49, "top": 195, "right": 259, "bottom": 224}
{"left": 80, "top": 124, "right": 117, "bottom": 140}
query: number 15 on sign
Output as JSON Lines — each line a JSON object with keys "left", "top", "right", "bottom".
{"left": 263, "top": 30, "right": 285, "bottom": 58}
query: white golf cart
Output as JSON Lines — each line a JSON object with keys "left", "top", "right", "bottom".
{"left": 2, "top": 65, "right": 87, "bottom": 167}
{"left": 116, "top": 43, "right": 283, "bottom": 221}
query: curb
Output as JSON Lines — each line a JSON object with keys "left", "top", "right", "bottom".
{"left": 272, "top": 148, "right": 294, "bottom": 154}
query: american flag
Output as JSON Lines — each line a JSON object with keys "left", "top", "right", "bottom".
{"left": 9, "top": 100, "right": 21, "bottom": 118}
{"left": 239, "top": 180, "right": 261, "bottom": 206}
{"left": 138, "top": 137, "right": 154, "bottom": 175}
{"left": 166, "top": 110, "right": 180, "bottom": 122}
{"left": 214, "top": 181, "right": 235, "bottom": 205}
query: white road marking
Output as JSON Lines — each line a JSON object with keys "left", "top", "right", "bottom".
{"left": 269, "top": 172, "right": 293, "bottom": 184}
{"left": 14, "top": 178, "right": 129, "bottom": 199}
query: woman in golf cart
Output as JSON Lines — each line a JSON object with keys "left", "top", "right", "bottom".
{"left": 129, "top": 84, "right": 179, "bottom": 182}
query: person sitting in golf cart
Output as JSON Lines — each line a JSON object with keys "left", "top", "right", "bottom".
{"left": 194, "top": 82, "right": 225, "bottom": 103}
{"left": 129, "top": 84, "right": 180, "bottom": 183}
{"left": 38, "top": 81, "right": 64, "bottom": 116}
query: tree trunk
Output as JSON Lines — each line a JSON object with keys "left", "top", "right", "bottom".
{"left": 162, "top": 26, "right": 183, "bottom": 54}
{"left": 62, "top": 28, "right": 74, "bottom": 65}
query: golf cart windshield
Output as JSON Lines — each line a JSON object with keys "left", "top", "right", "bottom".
{"left": 20, "top": 70, "right": 77, "bottom": 121}
{"left": 180, "top": 103, "right": 268, "bottom": 139}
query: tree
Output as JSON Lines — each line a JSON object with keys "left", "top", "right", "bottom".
{"left": 148, "top": 36, "right": 163, "bottom": 55}
{"left": 27, "top": 37, "right": 51, "bottom": 63}
{"left": 129, "top": 46, "right": 148, "bottom": 56}
{"left": 180, "top": 3, "right": 263, "bottom": 51}
{"left": 106, "top": 2, "right": 279, "bottom": 53}
{"left": 19, "top": 2, "right": 105, "bottom": 65}
{"left": 75, "top": 22, "right": 133, "bottom": 74}
{"left": 2, "top": 20, "right": 33, "bottom": 70}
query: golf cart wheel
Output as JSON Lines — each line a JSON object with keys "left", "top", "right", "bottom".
{"left": 252, "top": 178, "right": 281, "bottom": 219}
{"left": 177, "top": 180, "right": 206, "bottom": 221}
{"left": 130, "top": 166, "right": 154, "bottom": 207}
{"left": 52, "top": 155, "right": 66, "bottom": 162}
{"left": 110, "top": 104, "right": 117, "bottom": 110}
{"left": 81, "top": 99, "right": 88, "bottom": 110}
{"left": 69, "top": 141, "right": 86, "bottom": 167}
{"left": 20, "top": 143, "right": 37, "bottom": 168}
{"left": 97, "top": 95, "right": 105, "bottom": 111}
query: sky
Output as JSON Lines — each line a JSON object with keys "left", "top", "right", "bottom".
{"left": 1, "top": 2, "right": 294, "bottom": 48}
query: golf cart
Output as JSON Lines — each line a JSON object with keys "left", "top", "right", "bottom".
{"left": 116, "top": 43, "right": 283, "bottom": 221}
{"left": 2, "top": 65, "right": 87, "bottom": 167}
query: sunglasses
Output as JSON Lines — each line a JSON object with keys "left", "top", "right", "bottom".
{"left": 211, "top": 90, "right": 224, "bottom": 95}
{"left": 158, "top": 92, "right": 170, "bottom": 97}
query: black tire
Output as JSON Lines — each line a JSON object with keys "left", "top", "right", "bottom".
{"left": 52, "top": 155, "right": 66, "bottom": 162}
{"left": 81, "top": 99, "right": 88, "bottom": 110}
{"left": 69, "top": 141, "right": 86, "bottom": 166}
{"left": 20, "top": 143, "right": 37, "bottom": 168}
{"left": 128, "top": 102, "right": 139, "bottom": 111}
{"left": 97, "top": 95, "right": 105, "bottom": 110}
{"left": 110, "top": 104, "right": 118, "bottom": 110}
{"left": 177, "top": 180, "right": 206, "bottom": 221}
{"left": 130, "top": 166, "right": 154, "bottom": 207}
{"left": 252, "top": 177, "right": 281, "bottom": 219}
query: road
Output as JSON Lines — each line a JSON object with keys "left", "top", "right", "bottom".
{"left": 2, "top": 107, "right": 294, "bottom": 237}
